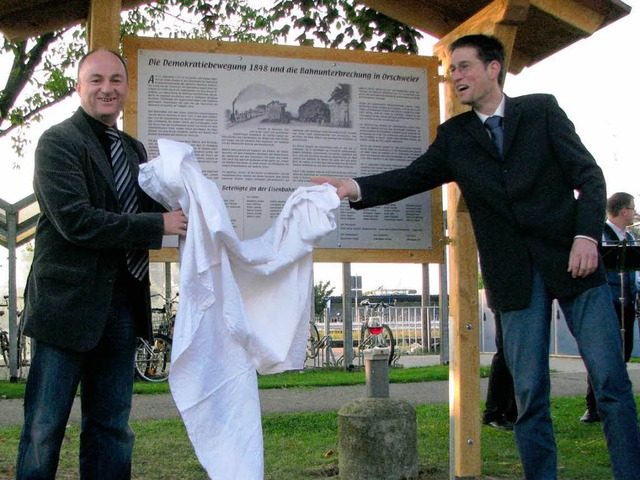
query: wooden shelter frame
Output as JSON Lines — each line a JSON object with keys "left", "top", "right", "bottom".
{"left": 0, "top": 0, "right": 631, "bottom": 477}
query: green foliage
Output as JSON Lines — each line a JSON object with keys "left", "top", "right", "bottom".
{"left": 268, "top": 0, "right": 421, "bottom": 52}
{"left": 313, "top": 280, "right": 335, "bottom": 320}
{"left": 0, "top": 0, "right": 422, "bottom": 157}
{"left": 1, "top": 364, "right": 491, "bottom": 398}
{"left": 0, "top": 379, "right": 26, "bottom": 399}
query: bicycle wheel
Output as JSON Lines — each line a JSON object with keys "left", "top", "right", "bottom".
{"left": 359, "top": 324, "right": 395, "bottom": 366}
{"left": 16, "top": 312, "right": 28, "bottom": 368}
{"left": 1, "top": 331, "right": 9, "bottom": 366}
{"left": 135, "top": 334, "right": 172, "bottom": 382}
{"left": 381, "top": 324, "right": 396, "bottom": 365}
{"left": 306, "top": 323, "right": 320, "bottom": 360}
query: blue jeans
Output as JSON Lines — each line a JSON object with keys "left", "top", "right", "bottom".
{"left": 16, "top": 302, "right": 138, "bottom": 479}
{"left": 501, "top": 269, "right": 640, "bottom": 480}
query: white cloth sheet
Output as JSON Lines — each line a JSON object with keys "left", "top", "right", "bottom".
{"left": 138, "top": 139, "right": 339, "bottom": 479}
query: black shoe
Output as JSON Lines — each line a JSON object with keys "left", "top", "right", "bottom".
{"left": 579, "top": 409, "right": 601, "bottom": 423}
{"left": 484, "top": 419, "right": 514, "bottom": 431}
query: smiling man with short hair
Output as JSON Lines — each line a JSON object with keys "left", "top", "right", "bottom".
{"left": 15, "top": 48, "right": 188, "bottom": 480}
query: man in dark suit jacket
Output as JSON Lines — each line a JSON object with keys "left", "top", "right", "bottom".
{"left": 581, "top": 191, "right": 639, "bottom": 424}
{"left": 312, "top": 34, "right": 640, "bottom": 479}
{"left": 15, "top": 49, "right": 188, "bottom": 479}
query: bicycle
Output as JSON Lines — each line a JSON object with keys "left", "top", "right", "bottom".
{"left": 134, "top": 292, "right": 178, "bottom": 382}
{"left": 150, "top": 292, "right": 178, "bottom": 338}
{"left": 0, "top": 305, "right": 28, "bottom": 373}
{"left": 358, "top": 300, "right": 396, "bottom": 366}
{"left": 134, "top": 334, "right": 172, "bottom": 382}
{"left": 305, "top": 321, "right": 338, "bottom": 367}
{"left": 0, "top": 317, "right": 10, "bottom": 367}
{"left": 306, "top": 321, "right": 321, "bottom": 360}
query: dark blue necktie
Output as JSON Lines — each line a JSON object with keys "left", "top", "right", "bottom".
{"left": 484, "top": 115, "right": 504, "bottom": 158}
{"left": 106, "top": 127, "right": 148, "bottom": 281}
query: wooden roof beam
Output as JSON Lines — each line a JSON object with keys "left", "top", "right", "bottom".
{"left": 359, "top": 0, "right": 458, "bottom": 39}
{"left": 87, "top": 0, "right": 122, "bottom": 50}
{"left": 432, "top": 2, "right": 528, "bottom": 477}
{"left": 436, "top": 0, "right": 530, "bottom": 51}
{"left": 0, "top": 0, "right": 88, "bottom": 42}
{"left": 530, "top": 0, "right": 605, "bottom": 35}
{"left": 507, "top": 49, "right": 533, "bottom": 75}
{"left": 435, "top": 0, "right": 531, "bottom": 78}
{"left": 0, "top": 0, "right": 148, "bottom": 42}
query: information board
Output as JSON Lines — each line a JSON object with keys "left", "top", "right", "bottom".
{"left": 123, "top": 36, "right": 443, "bottom": 263}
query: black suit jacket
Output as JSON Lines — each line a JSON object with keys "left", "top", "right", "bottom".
{"left": 354, "top": 94, "right": 607, "bottom": 311}
{"left": 23, "top": 109, "right": 165, "bottom": 351}
{"left": 602, "top": 223, "right": 638, "bottom": 306}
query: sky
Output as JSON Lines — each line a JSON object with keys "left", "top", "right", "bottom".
{"left": 320, "top": 3, "right": 640, "bottom": 295}
{"left": 1, "top": 2, "right": 639, "bottom": 297}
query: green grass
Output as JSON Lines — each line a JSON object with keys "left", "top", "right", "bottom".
{"left": 0, "top": 363, "right": 491, "bottom": 399}
{"left": 1, "top": 396, "right": 636, "bottom": 479}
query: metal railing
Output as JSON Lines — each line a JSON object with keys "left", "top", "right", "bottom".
{"left": 386, "top": 305, "right": 440, "bottom": 354}
{"left": 314, "top": 306, "right": 441, "bottom": 358}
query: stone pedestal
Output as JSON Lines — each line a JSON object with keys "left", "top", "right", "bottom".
{"left": 338, "top": 398, "right": 418, "bottom": 479}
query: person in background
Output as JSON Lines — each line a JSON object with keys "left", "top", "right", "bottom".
{"left": 15, "top": 48, "right": 187, "bottom": 479}
{"left": 311, "top": 34, "right": 640, "bottom": 480}
{"left": 482, "top": 311, "right": 517, "bottom": 431}
{"left": 580, "top": 191, "right": 639, "bottom": 423}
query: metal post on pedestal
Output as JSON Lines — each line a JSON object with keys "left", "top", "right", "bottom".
{"left": 617, "top": 240, "right": 628, "bottom": 360}
{"left": 364, "top": 346, "right": 390, "bottom": 398}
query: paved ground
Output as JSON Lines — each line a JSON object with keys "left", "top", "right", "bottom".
{"left": 2, "top": 354, "right": 640, "bottom": 427}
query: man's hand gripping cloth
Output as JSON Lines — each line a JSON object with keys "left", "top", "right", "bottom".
{"left": 138, "top": 139, "right": 340, "bottom": 480}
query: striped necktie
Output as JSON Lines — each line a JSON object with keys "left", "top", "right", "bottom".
{"left": 106, "top": 127, "right": 148, "bottom": 281}
{"left": 484, "top": 115, "right": 504, "bottom": 158}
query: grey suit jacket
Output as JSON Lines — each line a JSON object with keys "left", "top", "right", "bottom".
{"left": 354, "top": 94, "right": 607, "bottom": 311}
{"left": 23, "top": 109, "right": 165, "bottom": 351}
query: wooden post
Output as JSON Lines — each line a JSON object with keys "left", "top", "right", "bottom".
{"left": 87, "top": 0, "right": 183, "bottom": 265}
{"left": 5, "top": 206, "right": 19, "bottom": 381}
{"left": 433, "top": 1, "right": 528, "bottom": 478}
{"left": 342, "top": 262, "right": 354, "bottom": 369}
{"left": 87, "top": 0, "right": 123, "bottom": 51}
{"left": 421, "top": 263, "right": 430, "bottom": 351}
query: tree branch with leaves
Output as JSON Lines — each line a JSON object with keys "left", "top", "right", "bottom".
{"left": 313, "top": 280, "right": 335, "bottom": 321}
{"left": 0, "top": 0, "right": 420, "bottom": 159}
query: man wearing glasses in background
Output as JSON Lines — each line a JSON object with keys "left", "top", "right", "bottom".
{"left": 580, "top": 192, "right": 639, "bottom": 424}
